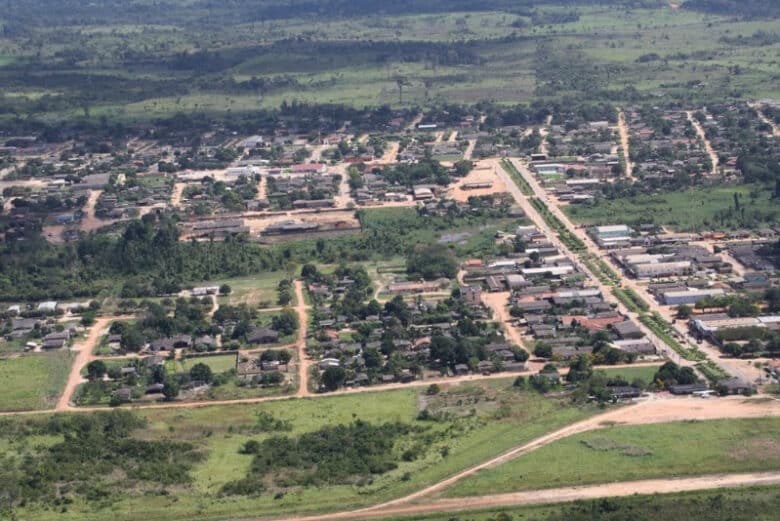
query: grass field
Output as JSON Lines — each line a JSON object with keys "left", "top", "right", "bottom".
{"left": 211, "top": 271, "right": 293, "bottom": 307}
{"left": 597, "top": 365, "right": 661, "bottom": 386}
{"left": 445, "top": 417, "right": 780, "bottom": 497}
{"left": 565, "top": 184, "right": 780, "bottom": 231}
{"left": 167, "top": 353, "right": 238, "bottom": 374}
{"left": 0, "top": 351, "right": 73, "bottom": 411}
{"left": 15, "top": 380, "right": 604, "bottom": 521}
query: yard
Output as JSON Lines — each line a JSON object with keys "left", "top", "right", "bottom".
{"left": 212, "top": 271, "right": 293, "bottom": 307}
{"left": 445, "top": 417, "right": 780, "bottom": 497}
{"left": 0, "top": 351, "right": 73, "bottom": 411}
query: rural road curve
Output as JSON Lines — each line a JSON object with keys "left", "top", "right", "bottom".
{"left": 262, "top": 472, "right": 780, "bottom": 521}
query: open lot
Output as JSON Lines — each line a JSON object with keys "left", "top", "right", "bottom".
{"left": 564, "top": 183, "right": 780, "bottom": 231}
{"left": 445, "top": 417, "right": 780, "bottom": 497}
{"left": 0, "top": 351, "right": 73, "bottom": 411}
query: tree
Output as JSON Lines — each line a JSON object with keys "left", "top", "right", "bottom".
{"left": 162, "top": 380, "right": 180, "bottom": 401}
{"left": 321, "top": 366, "right": 346, "bottom": 391}
{"left": 676, "top": 304, "right": 693, "bottom": 319}
{"left": 533, "top": 342, "right": 552, "bottom": 358}
{"left": 190, "top": 362, "right": 213, "bottom": 383}
{"left": 272, "top": 309, "right": 298, "bottom": 336}
{"left": 219, "top": 284, "right": 232, "bottom": 295}
{"left": 120, "top": 327, "right": 145, "bottom": 352}
{"left": 566, "top": 354, "right": 593, "bottom": 383}
{"left": 426, "top": 383, "right": 441, "bottom": 395}
{"left": 406, "top": 244, "right": 458, "bottom": 280}
{"left": 86, "top": 360, "right": 107, "bottom": 381}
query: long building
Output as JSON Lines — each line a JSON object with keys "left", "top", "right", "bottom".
{"left": 662, "top": 288, "right": 725, "bottom": 306}
{"left": 632, "top": 261, "right": 691, "bottom": 278}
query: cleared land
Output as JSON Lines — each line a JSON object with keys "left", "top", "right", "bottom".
{"left": 0, "top": 351, "right": 73, "bottom": 411}
{"left": 446, "top": 417, "right": 780, "bottom": 497}
{"left": 564, "top": 183, "right": 779, "bottom": 231}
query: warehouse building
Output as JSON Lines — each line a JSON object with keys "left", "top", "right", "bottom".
{"left": 662, "top": 288, "right": 725, "bottom": 306}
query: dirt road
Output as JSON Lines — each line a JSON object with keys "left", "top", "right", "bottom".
{"left": 686, "top": 111, "right": 719, "bottom": 175}
{"left": 504, "top": 157, "right": 762, "bottom": 383}
{"left": 617, "top": 110, "right": 634, "bottom": 179}
{"left": 294, "top": 280, "right": 312, "bottom": 397}
{"left": 462, "top": 139, "right": 476, "bottom": 160}
{"left": 277, "top": 472, "right": 780, "bottom": 521}
{"left": 56, "top": 317, "right": 114, "bottom": 410}
{"left": 752, "top": 105, "right": 780, "bottom": 137}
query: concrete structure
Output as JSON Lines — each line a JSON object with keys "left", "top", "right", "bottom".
{"left": 632, "top": 261, "right": 692, "bottom": 278}
{"left": 595, "top": 225, "right": 632, "bottom": 240}
{"left": 662, "top": 288, "right": 725, "bottom": 306}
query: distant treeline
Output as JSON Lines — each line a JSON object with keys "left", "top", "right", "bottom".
{"left": 683, "top": 0, "right": 780, "bottom": 18}
{"left": 0, "top": 1, "right": 665, "bottom": 31}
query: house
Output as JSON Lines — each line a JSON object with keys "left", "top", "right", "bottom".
{"left": 145, "top": 383, "right": 165, "bottom": 394}
{"left": 610, "top": 320, "right": 643, "bottom": 339}
{"left": 454, "top": 364, "right": 469, "bottom": 375}
{"left": 42, "top": 330, "right": 70, "bottom": 349}
{"left": 247, "top": 327, "right": 280, "bottom": 344}
{"left": 149, "top": 334, "right": 193, "bottom": 352}
{"left": 460, "top": 285, "right": 482, "bottom": 305}
{"left": 669, "top": 382, "right": 709, "bottom": 395}
{"left": 717, "top": 377, "right": 754, "bottom": 395}
{"left": 609, "top": 386, "right": 642, "bottom": 400}
{"left": 37, "top": 301, "right": 58, "bottom": 313}
{"left": 112, "top": 388, "right": 133, "bottom": 403}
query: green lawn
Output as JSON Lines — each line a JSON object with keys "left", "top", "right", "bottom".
{"left": 14, "top": 380, "right": 604, "bottom": 521}
{"left": 168, "top": 353, "right": 238, "bottom": 374}
{"left": 564, "top": 184, "right": 779, "bottom": 231}
{"left": 445, "top": 417, "right": 780, "bottom": 497}
{"left": 597, "top": 365, "right": 661, "bottom": 386}
{"left": 211, "top": 271, "right": 293, "bottom": 307}
{"left": 0, "top": 351, "right": 73, "bottom": 411}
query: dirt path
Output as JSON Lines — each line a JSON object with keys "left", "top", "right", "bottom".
{"left": 257, "top": 175, "right": 267, "bottom": 201}
{"left": 752, "top": 105, "right": 780, "bottom": 137}
{"left": 294, "top": 280, "right": 312, "bottom": 397}
{"left": 617, "top": 110, "right": 635, "bottom": 179}
{"left": 170, "top": 182, "right": 186, "bottom": 207}
{"left": 686, "top": 111, "right": 719, "bottom": 175}
{"left": 448, "top": 130, "right": 458, "bottom": 143}
{"left": 378, "top": 142, "right": 400, "bottom": 163}
{"left": 462, "top": 139, "right": 476, "bottom": 160}
{"left": 406, "top": 113, "right": 423, "bottom": 131}
{"left": 56, "top": 317, "right": 114, "bottom": 410}
{"left": 277, "top": 472, "right": 780, "bottom": 521}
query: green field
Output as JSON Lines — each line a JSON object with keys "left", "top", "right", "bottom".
{"left": 446, "top": 417, "right": 780, "bottom": 497}
{"left": 13, "top": 380, "right": 604, "bottom": 521}
{"left": 565, "top": 184, "right": 780, "bottom": 231}
{"left": 2, "top": 3, "right": 779, "bottom": 121}
{"left": 167, "top": 353, "right": 238, "bottom": 374}
{"left": 0, "top": 351, "right": 73, "bottom": 411}
{"left": 211, "top": 271, "right": 293, "bottom": 307}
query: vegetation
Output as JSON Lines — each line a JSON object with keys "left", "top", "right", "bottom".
{"left": 613, "top": 287, "right": 649, "bottom": 313}
{"left": 639, "top": 313, "right": 706, "bottom": 361}
{"left": 0, "top": 351, "right": 73, "bottom": 411}
{"left": 499, "top": 159, "right": 533, "bottom": 196}
{"left": 446, "top": 417, "right": 780, "bottom": 496}
{"left": 0, "top": 382, "right": 603, "bottom": 520}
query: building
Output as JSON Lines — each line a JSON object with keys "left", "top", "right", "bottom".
{"left": 460, "top": 285, "right": 482, "bottom": 305}
{"left": 632, "top": 261, "right": 692, "bottom": 278}
{"left": 661, "top": 288, "right": 725, "bottom": 306}
{"left": 595, "top": 225, "right": 632, "bottom": 240}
